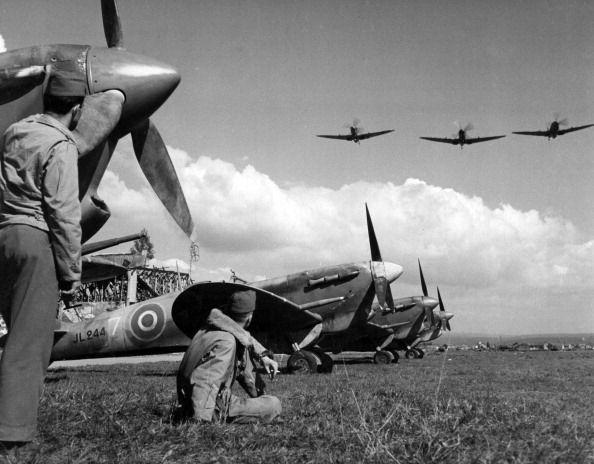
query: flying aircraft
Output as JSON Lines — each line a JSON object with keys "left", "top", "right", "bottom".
{"left": 48, "top": 206, "right": 405, "bottom": 374}
{"left": 317, "top": 119, "right": 394, "bottom": 144}
{"left": 0, "top": 0, "right": 193, "bottom": 242}
{"left": 512, "top": 115, "right": 594, "bottom": 140}
{"left": 317, "top": 260, "right": 453, "bottom": 363}
{"left": 420, "top": 122, "right": 505, "bottom": 148}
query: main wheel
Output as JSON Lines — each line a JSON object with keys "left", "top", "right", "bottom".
{"left": 389, "top": 350, "right": 400, "bottom": 363}
{"left": 405, "top": 349, "right": 419, "bottom": 359}
{"left": 373, "top": 350, "right": 394, "bottom": 364}
{"left": 310, "top": 347, "right": 334, "bottom": 373}
{"left": 287, "top": 350, "right": 319, "bottom": 374}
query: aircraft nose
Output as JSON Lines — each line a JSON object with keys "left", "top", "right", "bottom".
{"left": 383, "top": 262, "right": 403, "bottom": 283}
{"left": 87, "top": 47, "right": 180, "bottom": 133}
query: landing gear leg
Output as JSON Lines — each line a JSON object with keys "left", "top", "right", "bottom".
{"left": 389, "top": 350, "right": 400, "bottom": 363}
{"left": 310, "top": 347, "right": 334, "bottom": 373}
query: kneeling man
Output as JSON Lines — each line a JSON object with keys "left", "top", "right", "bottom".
{"left": 177, "top": 290, "right": 281, "bottom": 423}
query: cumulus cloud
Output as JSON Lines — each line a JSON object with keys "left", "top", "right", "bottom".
{"left": 99, "top": 148, "right": 592, "bottom": 287}
{"left": 97, "top": 148, "right": 593, "bottom": 334}
{"left": 0, "top": 34, "right": 6, "bottom": 53}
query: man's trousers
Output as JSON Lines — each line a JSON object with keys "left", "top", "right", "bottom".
{"left": 0, "top": 225, "right": 58, "bottom": 441}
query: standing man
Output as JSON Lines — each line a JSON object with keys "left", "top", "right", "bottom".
{"left": 177, "top": 290, "right": 282, "bottom": 424}
{"left": 0, "top": 70, "right": 87, "bottom": 452}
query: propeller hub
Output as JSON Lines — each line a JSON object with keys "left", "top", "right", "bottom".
{"left": 383, "top": 262, "right": 403, "bottom": 283}
{"left": 422, "top": 296, "right": 438, "bottom": 309}
{"left": 87, "top": 47, "right": 180, "bottom": 134}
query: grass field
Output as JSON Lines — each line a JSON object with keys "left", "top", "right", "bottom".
{"left": 31, "top": 350, "right": 594, "bottom": 463}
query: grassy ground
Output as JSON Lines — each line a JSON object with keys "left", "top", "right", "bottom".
{"left": 30, "top": 350, "right": 594, "bottom": 463}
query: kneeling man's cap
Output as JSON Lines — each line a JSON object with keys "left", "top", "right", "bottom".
{"left": 228, "top": 290, "right": 256, "bottom": 314}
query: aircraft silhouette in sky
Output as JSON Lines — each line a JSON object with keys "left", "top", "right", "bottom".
{"left": 420, "top": 122, "right": 505, "bottom": 148}
{"left": 317, "top": 119, "right": 394, "bottom": 144}
{"left": 512, "top": 115, "right": 594, "bottom": 140}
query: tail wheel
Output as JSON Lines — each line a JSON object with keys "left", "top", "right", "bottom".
{"left": 373, "top": 350, "right": 394, "bottom": 364}
{"left": 287, "top": 350, "right": 319, "bottom": 374}
{"left": 416, "top": 348, "right": 425, "bottom": 359}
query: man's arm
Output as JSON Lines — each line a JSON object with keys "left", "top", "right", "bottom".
{"left": 42, "top": 140, "right": 82, "bottom": 286}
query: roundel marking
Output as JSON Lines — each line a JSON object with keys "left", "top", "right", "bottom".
{"left": 129, "top": 303, "right": 166, "bottom": 343}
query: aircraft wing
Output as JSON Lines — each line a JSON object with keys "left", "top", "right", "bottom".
{"left": 172, "top": 281, "right": 322, "bottom": 339}
{"left": 316, "top": 134, "right": 354, "bottom": 141}
{"left": 81, "top": 256, "right": 128, "bottom": 283}
{"left": 419, "top": 136, "right": 459, "bottom": 145}
{"left": 511, "top": 130, "right": 549, "bottom": 137}
{"left": 464, "top": 135, "right": 506, "bottom": 144}
{"left": 357, "top": 129, "right": 395, "bottom": 140}
{"left": 558, "top": 123, "right": 594, "bottom": 136}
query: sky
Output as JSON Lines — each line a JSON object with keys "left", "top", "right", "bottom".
{"left": 0, "top": 0, "right": 593, "bottom": 335}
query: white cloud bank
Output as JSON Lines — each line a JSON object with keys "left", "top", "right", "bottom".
{"left": 0, "top": 34, "right": 6, "bottom": 53}
{"left": 98, "top": 148, "right": 593, "bottom": 334}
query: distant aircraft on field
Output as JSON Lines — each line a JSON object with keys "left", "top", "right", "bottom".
{"left": 420, "top": 122, "right": 505, "bottom": 148}
{"left": 318, "top": 260, "right": 453, "bottom": 363}
{"left": 317, "top": 119, "right": 394, "bottom": 144}
{"left": 512, "top": 115, "right": 594, "bottom": 140}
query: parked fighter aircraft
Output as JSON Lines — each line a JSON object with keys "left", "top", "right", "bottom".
{"left": 317, "top": 119, "right": 394, "bottom": 144}
{"left": 50, "top": 206, "right": 404, "bottom": 374}
{"left": 420, "top": 122, "right": 505, "bottom": 148}
{"left": 512, "top": 115, "right": 594, "bottom": 140}
{"left": 0, "top": 0, "right": 193, "bottom": 242}
{"left": 318, "top": 260, "right": 453, "bottom": 363}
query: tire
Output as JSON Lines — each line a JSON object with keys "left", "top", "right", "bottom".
{"left": 416, "top": 348, "right": 425, "bottom": 359}
{"left": 405, "top": 349, "right": 418, "bottom": 359}
{"left": 373, "top": 350, "right": 394, "bottom": 364}
{"left": 287, "top": 350, "right": 319, "bottom": 374}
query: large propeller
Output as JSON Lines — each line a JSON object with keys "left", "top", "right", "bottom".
{"left": 366, "top": 203, "right": 399, "bottom": 311}
{"left": 418, "top": 259, "right": 452, "bottom": 331}
{"left": 0, "top": 1, "right": 194, "bottom": 240}
{"left": 437, "top": 286, "right": 451, "bottom": 331}
{"left": 418, "top": 259, "right": 435, "bottom": 327}
{"left": 99, "top": 1, "right": 194, "bottom": 238}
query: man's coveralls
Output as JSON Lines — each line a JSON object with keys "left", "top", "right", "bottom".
{"left": 177, "top": 309, "right": 281, "bottom": 423}
{"left": 0, "top": 114, "right": 81, "bottom": 441}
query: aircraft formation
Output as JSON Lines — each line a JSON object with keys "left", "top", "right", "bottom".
{"left": 318, "top": 116, "right": 594, "bottom": 147}
{"left": 1, "top": 1, "right": 590, "bottom": 374}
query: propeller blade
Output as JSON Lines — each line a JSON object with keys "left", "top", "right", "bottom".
{"left": 101, "top": 0, "right": 124, "bottom": 48}
{"left": 558, "top": 118, "right": 568, "bottom": 127}
{"left": 437, "top": 286, "right": 451, "bottom": 331}
{"left": 132, "top": 119, "right": 195, "bottom": 238}
{"left": 366, "top": 203, "right": 382, "bottom": 261}
{"left": 0, "top": 65, "right": 46, "bottom": 105}
{"left": 418, "top": 259, "right": 428, "bottom": 297}
{"left": 464, "top": 122, "right": 474, "bottom": 132}
{"left": 72, "top": 90, "right": 124, "bottom": 156}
